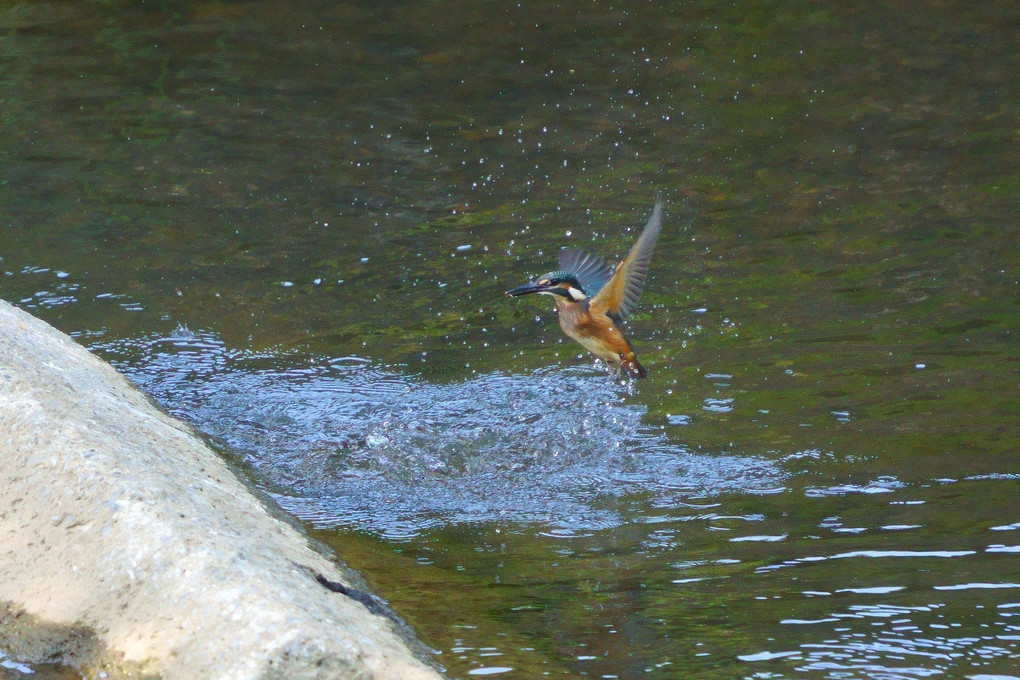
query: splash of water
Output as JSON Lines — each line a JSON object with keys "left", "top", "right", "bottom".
{"left": 95, "top": 329, "right": 784, "bottom": 538}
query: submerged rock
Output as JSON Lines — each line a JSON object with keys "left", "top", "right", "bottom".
{"left": 0, "top": 299, "right": 442, "bottom": 680}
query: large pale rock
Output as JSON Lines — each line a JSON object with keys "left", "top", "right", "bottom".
{"left": 0, "top": 299, "right": 443, "bottom": 680}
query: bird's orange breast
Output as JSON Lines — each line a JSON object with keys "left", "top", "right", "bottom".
{"left": 555, "top": 300, "right": 634, "bottom": 364}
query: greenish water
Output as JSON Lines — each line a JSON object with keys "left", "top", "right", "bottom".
{"left": 2, "top": 1, "right": 1018, "bottom": 678}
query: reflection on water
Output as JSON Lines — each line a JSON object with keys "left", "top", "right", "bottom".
{"left": 97, "top": 328, "right": 783, "bottom": 539}
{"left": 0, "top": 650, "right": 81, "bottom": 680}
{"left": 3, "top": 0, "right": 1018, "bottom": 677}
{"left": 88, "top": 328, "right": 1020, "bottom": 679}
{"left": 743, "top": 594, "right": 1020, "bottom": 677}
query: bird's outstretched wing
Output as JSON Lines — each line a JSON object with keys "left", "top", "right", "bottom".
{"left": 558, "top": 247, "right": 615, "bottom": 297}
{"left": 590, "top": 199, "right": 664, "bottom": 322}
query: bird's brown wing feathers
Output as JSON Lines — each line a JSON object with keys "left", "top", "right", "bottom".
{"left": 590, "top": 199, "right": 664, "bottom": 322}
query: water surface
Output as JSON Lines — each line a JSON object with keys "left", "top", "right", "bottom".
{"left": 2, "top": 1, "right": 1017, "bottom": 678}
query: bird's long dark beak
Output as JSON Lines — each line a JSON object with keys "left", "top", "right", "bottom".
{"left": 505, "top": 281, "right": 554, "bottom": 297}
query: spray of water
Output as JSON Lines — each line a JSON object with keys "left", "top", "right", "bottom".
{"left": 96, "top": 328, "right": 784, "bottom": 538}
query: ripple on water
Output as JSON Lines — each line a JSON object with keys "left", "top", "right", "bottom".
{"left": 743, "top": 593, "right": 1020, "bottom": 678}
{"left": 95, "top": 329, "right": 784, "bottom": 538}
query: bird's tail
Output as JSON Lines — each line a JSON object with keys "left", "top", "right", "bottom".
{"left": 623, "top": 355, "right": 648, "bottom": 379}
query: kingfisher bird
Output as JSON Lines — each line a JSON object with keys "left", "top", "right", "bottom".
{"left": 506, "top": 199, "right": 663, "bottom": 378}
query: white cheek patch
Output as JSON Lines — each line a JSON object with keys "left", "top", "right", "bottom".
{"left": 566, "top": 286, "right": 588, "bottom": 301}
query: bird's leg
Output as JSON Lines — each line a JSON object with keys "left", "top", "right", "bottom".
{"left": 611, "top": 361, "right": 623, "bottom": 380}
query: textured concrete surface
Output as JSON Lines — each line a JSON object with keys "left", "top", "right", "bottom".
{"left": 0, "top": 299, "right": 443, "bottom": 680}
